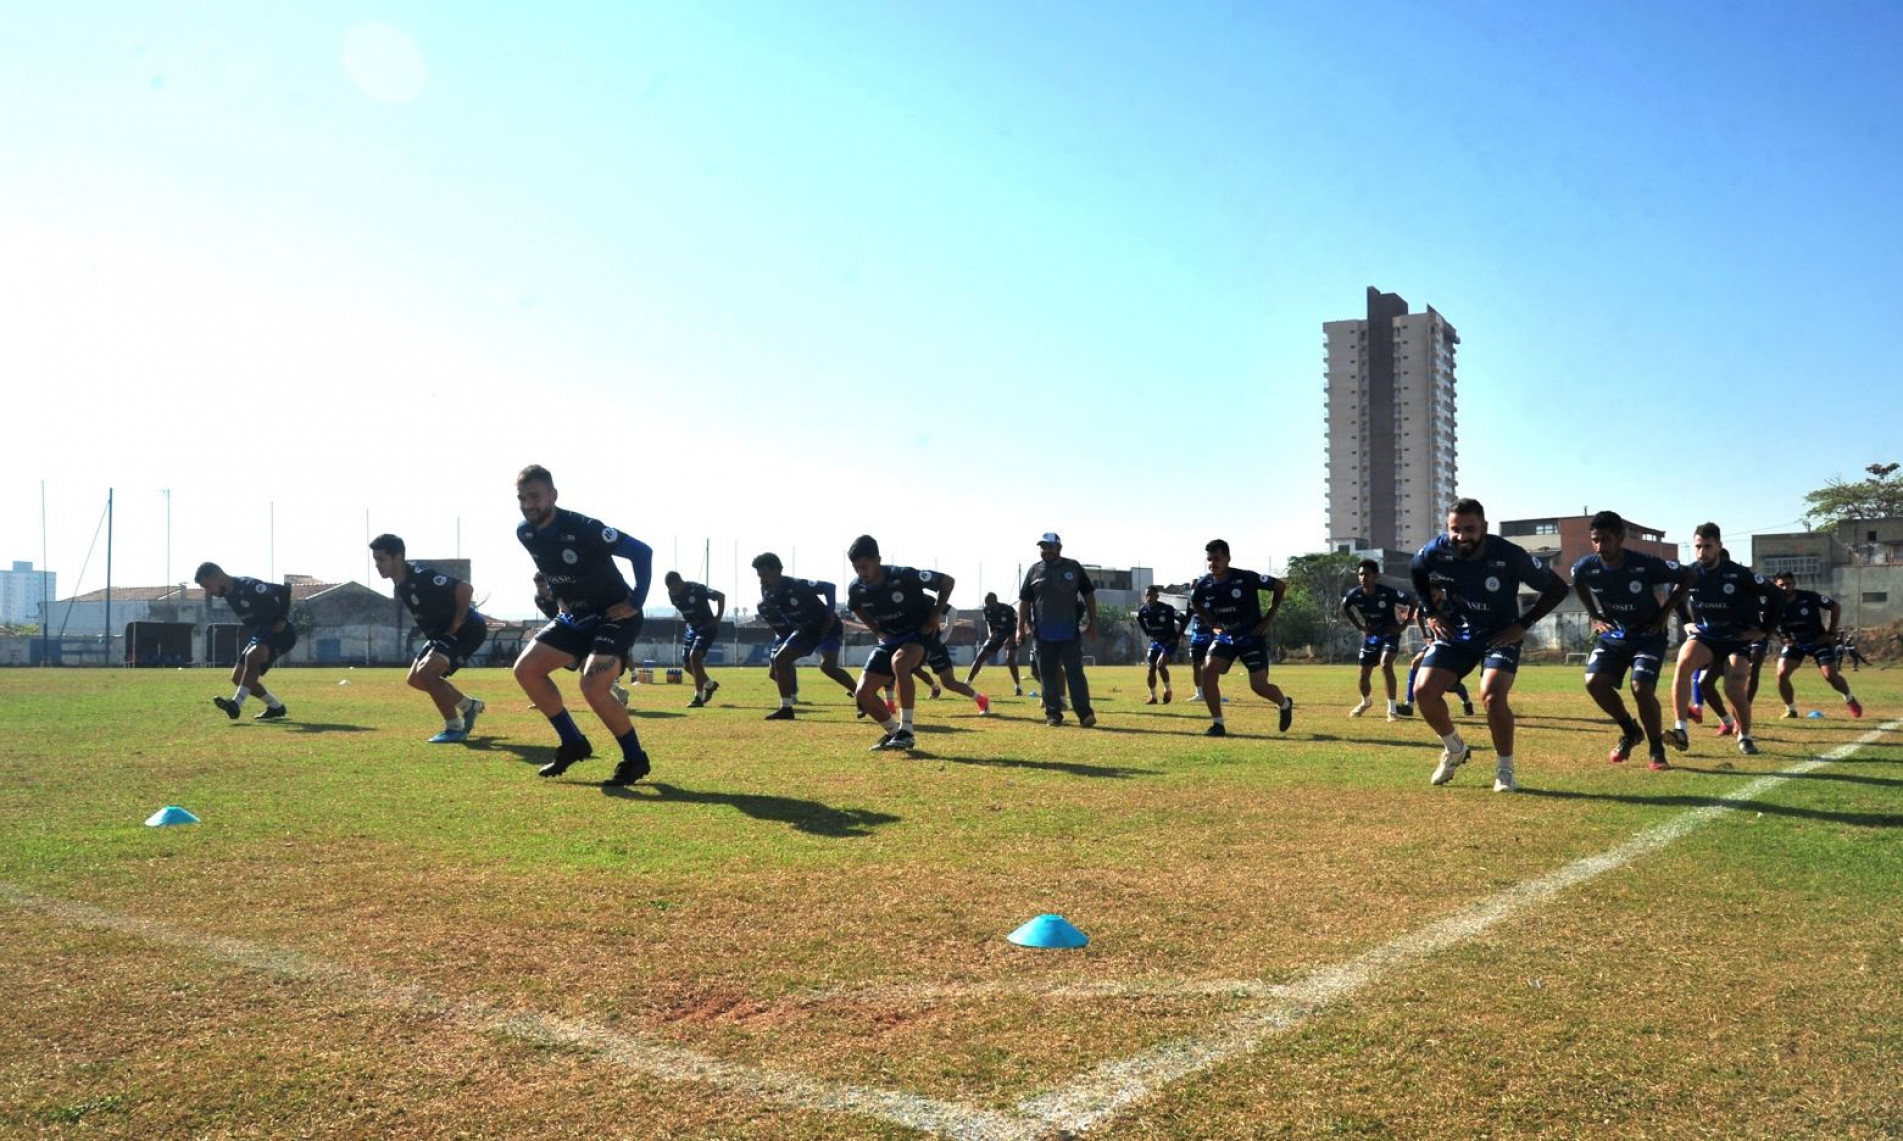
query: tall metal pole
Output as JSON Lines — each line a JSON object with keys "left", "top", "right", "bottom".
{"left": 105, "top": 489, "right": 114, "bottom": 665}
{"left": 269, "top": 501, "right": 276, "bottom": 581}
{"left": 162, "top": 487, "right": 171, "bottom": 594}
{"left": 40, "top": 481, "right": 49, "bottom": 666}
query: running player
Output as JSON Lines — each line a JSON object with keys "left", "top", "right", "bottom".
{"left": 752, "top": 552, "right": 856, "bottom": 720}
{"left": 966, "top": 592, "right": 1024, "bottom": 695}
{"left": 1396, "top": 598, "right": 1474, "bottom": 719}
{"left": 512, "top": 465, "right": 654, "bottom": 786}
{"left": 1340, "top": 559, "right": 1413, "bottom": 720}
{"left": 370, "top": 534, "right": 489, "bottom": 743}
{"left": 194, "top": 562, "right": 294, "bottom": 722}
{"left": 1770, "top": 571, "right": 1863, "bottom": 719}
{"left": 845, "top": 535, "right": 967, "bottom": 750}
{"left": 1190, "top": 539, "right": 1295, "bottom": 737}
{"left": 1667, "top": 523, "right": 1782, "bottom": 757}
{"left": 665, "top": 572, "right": 726, "bottom": 708}
{"left": 1569, "top": 511, "right": 1694, "bottom": 771}
{"left": 1411, "top": 498, "right": 1570, "bottom": 792}
{"left": 1136, "top": 585, "right": 1184, "bottom": 704}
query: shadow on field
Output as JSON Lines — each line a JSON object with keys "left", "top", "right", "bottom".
{"left": 633, "top": 710, "right": 688, "bottom": 719}
{"left": 464, "top": 739, "right": 557, "bottom": 766}
{"left": 262, "top": 721, "right": 374, "bottom": 734}
{"left": 1307, "top": 732, "right": 1447, "bottom": 751}
{"left": 601, "top": 781, "right": 900, "bottom": 837}
{"left": 1675, "top": 765, "right": 1903, "bottom": 790}
{"left": 925, "top": 754, "right": 1155, "bottom": 779}
{"left": 1515, "top": 787, "right": 1903, "bottom": 828}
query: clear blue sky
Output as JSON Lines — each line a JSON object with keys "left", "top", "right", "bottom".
{"left": 6, "top": 2, "right": 1900, "bottom": 617}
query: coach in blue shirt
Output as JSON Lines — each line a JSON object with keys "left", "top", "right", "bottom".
{"left": 1018, "top": 532, "right": 1098, "bottom": 728}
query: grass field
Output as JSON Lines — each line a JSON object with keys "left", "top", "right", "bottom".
{"left": 2, "top": 663, "right": 1899, "bottom": 1139}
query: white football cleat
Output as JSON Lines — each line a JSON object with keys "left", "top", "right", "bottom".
{"left": 1431, "top": 742, "right": 1470, "bottom": 786}
{"left": 1349, "top": 699, "right": 1372, "bottom": 718}
{"left": 1493, "top": 758, "right": 1517, "bottom": 793}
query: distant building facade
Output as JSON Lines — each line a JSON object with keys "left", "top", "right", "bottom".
{"left": 1325, "top": 287, "right": 1459, "bottom": 558}
{"left": 1, "top": 561, "right": 56, "bottom": 624}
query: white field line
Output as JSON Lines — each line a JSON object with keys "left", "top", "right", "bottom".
{"left": 3, "top": 720, "right": 1894, "bottom": 1141}
{"left": 1017, "top": 720, "right": 1903, "bottom": 1135}
{"left": 0, "top": 884, "right": 1033, "bottom": 1141}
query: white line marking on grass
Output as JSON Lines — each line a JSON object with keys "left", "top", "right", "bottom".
{"left": 0, "top": 885, "right": 1036, "bottom": 1141}
{"left": 1018, "top": 721, "right": 1903, "bottom": 1136}
{"left": 4, "top": 722, "right": 1893, "bottom": 1141}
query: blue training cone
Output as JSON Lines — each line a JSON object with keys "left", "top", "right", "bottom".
{"left": 1008, "top": 913, "right": 1089, "bottom": 949}
{"left": 1807, "top": 710, "right": 1826, "bottom": 719}
{"left": 145, "top": 806, "right": 200, "bottom": 827}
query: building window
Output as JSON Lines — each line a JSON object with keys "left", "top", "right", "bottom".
{"left": 1864, "top": 592, "right": 1889, "bottom": 604}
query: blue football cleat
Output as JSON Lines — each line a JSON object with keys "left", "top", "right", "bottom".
{"left": 428, "top": 728, "right": 469, "bottom": 744}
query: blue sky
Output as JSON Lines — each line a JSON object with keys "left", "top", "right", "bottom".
{"left": 6, "top": 2, "right": 1900, "bottom": 618}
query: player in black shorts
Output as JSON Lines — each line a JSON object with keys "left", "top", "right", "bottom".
{"left": 1135, "top": 585, "right": 1184, "bottom": 704}
{"left": 752, "top": 552, "right": 856, "bottom": 720}
{"left": 845, "top": 535, "right": 972, "bottom": 750}
{"left": 194, "top": 562, "right": 294, "bottom": 722}
{"left": 665, "top": 572, "right": 727, "bottom": 708}
{"left": 1340, "top": 560, "right": 1413, "bottom": 720}
{"left": 371, "top": 534, "right": 488, "bottom": 743}
{"left": 966, "top": 592, "right": 1024, "bottom": 696}
{"left": 512, "top": 465, "right": 654, "bottom": 785}
{"left": 1769, "top": 571, "right": 1863, "bottom": 719}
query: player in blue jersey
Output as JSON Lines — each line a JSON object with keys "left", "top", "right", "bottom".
{"left": 1136, "top": 585, "right": 1185, "bottom": 704}
{"left": 370, "top": 534, "right": 489, "bottom": 744}
{"left": 1340, "top": 559, "right": 1414, "bottom": 720}
{"left": 966, "top": 592, "right": 1025, "bottom": 696}
{"left": 846, "top": 535, "right": 983, "bottom": 749}
{"left": 1667, "top": 523, "right": 1782, "bottom": 757}
{"left": 1769, "top": 572, "right": 1863, "bottom": 719}
{"left": 1570, "top": 512, "right": 1694, "bottom": 771}
{"left": 1189, "top": 539, "right": 1295, "bottom": 737}
{"left": 535, "top": 571, "right": 632, "bottom": 705}
{"left": 1411, "top": 499, "right": 1570, "bottom": 792}
{"left": 1182, "top": 606, "right": 1217, "bottom": 703}
{"left": 511, "top": 464, "right": 655, "bottom": 786}
{"left": 665, "top": 572, "right": 727, "bottom": 709}
{"left": 752, "top": 552, "right": 856, "bottom": 720}
{"left": 194, "top": 562, "right": 295, "bottom": 721}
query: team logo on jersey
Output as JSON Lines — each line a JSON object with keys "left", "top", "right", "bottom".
{"left": 1064, "top": 570, "right": 1074, "bottom": 581}
{"left": 1629, "top": 580, "right": 1644, "bottom": 594}
{"left": 890, "top": 590, "right": 904, "bottom": 603}
{"left": 1753, "top": 575, "right": 1765, "bottom": 585}
{"left": 919, "top": 570, "right": 934, "bottom": 582}
{"left": 1485, "top": 576, "right": 1502, "bottom": 593}
{"left": 602, "top": 527, "right": 618, "bottom": 544}
{"left": 1231, "top": 587, "right": 1243, "bottom": 598}
{"left": 253, "top": 583, "right": 268, "bottom": 593}
{"left": 1666, "top": 560, "right": 1680, "bottom": 570}
{"left": 1800, "top": 606, "right": 1810, "bottom": 616}
{"left": 562, "top": 549, "right": 579, "bottom": 565}
{"left": 1722, "top": 582, "right": 1735, "bottom": 594}
{"left": 1532, "top": 556, "right": 1544, "bottom": 569}
{"left": 433, "top": 575, "right": 447, "bottom": 586}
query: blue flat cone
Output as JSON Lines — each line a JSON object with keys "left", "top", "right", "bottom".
{"left": 145, "top": 806, "right": 200, "bottom": 827}
{"left": 1008, "top": 913, "right": 1088, "bottom": 949}
{"left": 1807, "top": 710, "right": 1826, "bottom": 719}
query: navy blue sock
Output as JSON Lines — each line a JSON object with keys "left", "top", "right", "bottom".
{"left": 616, "top": 728, "right": 644, "bottom": 760}
{"left": 1405, "top": 664, "right": 1420, "bottom": 703}
{"left": 549, "top": 710, "right": 585, "bottom": 747}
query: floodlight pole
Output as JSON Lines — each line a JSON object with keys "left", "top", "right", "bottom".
{"left": 105, "top": 489, "right": 114, "bottom": 666}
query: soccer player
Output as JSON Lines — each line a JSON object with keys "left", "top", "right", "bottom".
{"left": 666, "top": 571, "right": 726, "bottom": 708}
{"left": 753, "top": 552, "right": 856, "bottom": 720}
{"left": 846, "top": 535, "right": 969, "bottom": 750}
{"left": 1190, "top": 539, "right": 1295, "bottom": 737}
{"left": 916, "top": 600, "right": 990, "bottom": 712}
{"left": 1018, "top": 533, "right": 1098, "bottom": 727}
{"left": 1569, "top": 511, "right": 1694, "bottom": 771}
{"left": 1770, "top": 572, "right": 1863, "bottom": 719}
{"left": 1411, "top": 498, "right": 1570, "bottom": 792}
{"left": 1340, "top": 559, "right": 1413, "bottom": 720}
{"left": 966, "top": 592, "right": 1024, "bottom": 695}
{"left": 1183, "top": 604, "right": 1216, "bottom": 703}
{"left": 1136, "top": 585, "right": 1184, "bottom": 704}
{"left": 1667, "top": 523, "right": 1782, "bottom": 757}
{"left": 194, "top": 562, "right": 294, "bottom": 721}
{"left": 370, "top": 534, "right": 489, "bottom": 743}
{"left": 512, "top": 464, "right": 654, "bottom": 786}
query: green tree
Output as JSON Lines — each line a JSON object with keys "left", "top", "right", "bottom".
{"left": 1803, "top": 462, "right": 1903, "bottom": 528}
{"left": 1282, "top": 551, "right": 1362, "bottom": 661}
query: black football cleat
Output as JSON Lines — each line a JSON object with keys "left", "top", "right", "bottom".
{"left": 538, "top": 738, "right": 594, "bottom": 777}
{"left": 254, "top": 705, "right": 288, "bottom": 721}
{"left": 212, "top": 696, "right": 240, "bottom": 720}
{"left": 1205, "top": 722, "right": 1227, "bottom": 737}
{"left": 604, "top": 752, "right": 651, "bottom": 786}
{"left": 763, "top": 707, "right": 795, "bottom": 721}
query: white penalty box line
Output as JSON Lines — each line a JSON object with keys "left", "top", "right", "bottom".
{"left": 3, "top": 720, "right": 1896, "bottom": 1140}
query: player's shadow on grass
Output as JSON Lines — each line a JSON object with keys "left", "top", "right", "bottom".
{"left": 925, "top": 754, "right": 1155, "bottom": 779}
{"left": 263, "top": 721, "right": 375, "bottom": 734}
{"left": 1674, "top": 764, "right": 1903, "bottom": 790}
{"left": 464, "top": 739, "right": 558, "bottom": 766}
{"left": 1300, "top": 733, "right": 1433, "bottom": 751}
{"left": 602, "top": 781, "right": 900, "bottom": 837}
{"left": 1514, "top": 786, "right": 1903, "bottom": 828}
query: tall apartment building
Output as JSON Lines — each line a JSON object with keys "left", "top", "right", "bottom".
{"left": 1, "top": 560, "right": 57, "bottom": 625}
{"left": 1324, "top": 287, "right": 1460, "bottom": 558}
